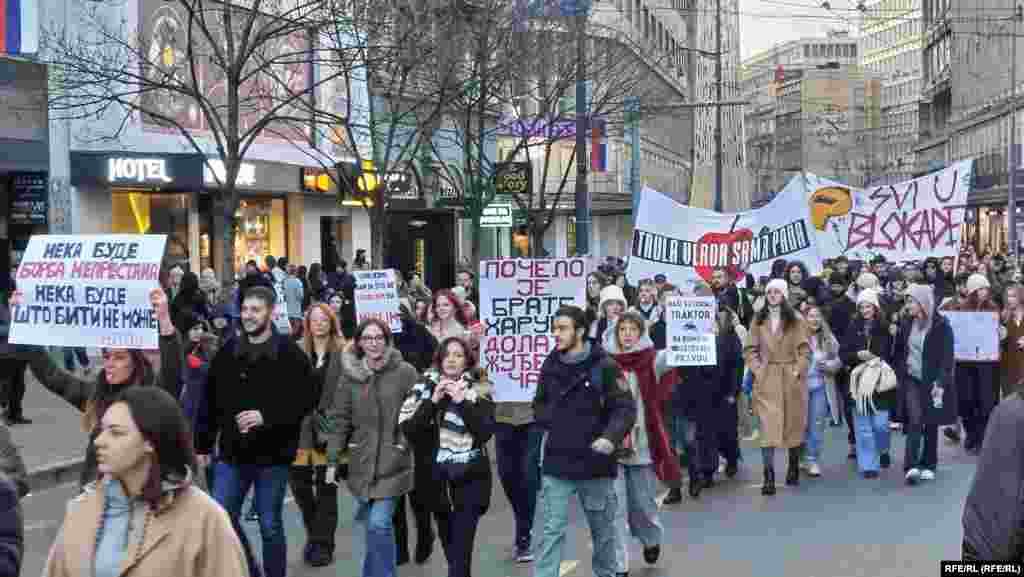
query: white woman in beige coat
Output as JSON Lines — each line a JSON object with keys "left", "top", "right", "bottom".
{"left": 743, "top": 278, "right": 811, "bottom": 496}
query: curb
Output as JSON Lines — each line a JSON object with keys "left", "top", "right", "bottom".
{"left": 26, "top": 458, "right": 84, "bottom": 495}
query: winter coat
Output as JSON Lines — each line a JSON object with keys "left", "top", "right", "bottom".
{"left": 840, "top": 317, "right": 897, "bottom": 414}
{"left": 330, "top": 346, "right": 419, "bottom": 500}
{"left": 0, "top": 474, "right": 20, "bottom": 577}
{"left": 26, "top": 334, "right": 182, "bottom": 487}
{"left": 533, "top": 342, "right": 636, "bottom": 480}
{"left": 1003, "top": 314, "right": 1024, "bottom": 396}
{"left": 398, "top": 369, "right": 494, "bottom": 514}
{"left": 807, "top": 329, "right": 843, "bottom": 423}
{"left": 180, "top": 343, "right": 213, "bottom": 442}
{"left": 962, "top": 393, "right": 1024, "bottom": 561}
{"left": 743, "top": 312, "right": 812, "bottom": 449}
{"left": 0, "top": 426, "right": 26, "bottom": 499}
{"left": 825, "top": 294, "right": 856, "bottom": 349}
{"left": 195, "top": 331, "right": 316, "bottom": 466}
{"left": 393, "top": 317, "right": 438, "bottom": 373}
{"left": 43, "top": 471, "right": 248, "bottom": 577}
{"left": 674, "top": 332, "right": 742, "bottom": 419}
{"left": 892, "top": 315, "right": 957, "bottom": 426}
{"left": 294, "top": 348, "right": 343, "bottom": 466}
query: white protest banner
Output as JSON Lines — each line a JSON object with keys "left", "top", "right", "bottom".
{"left": 943, "top": 311, "right": 1000, "bottom": 362}
{"left": 665, "top": 296, "right": 717, "bottom": 366}
{"left": 10, "top": 234, "right": 167, "bottom": 349}
{"left": 480, "top": 258, "right": 587, "bottom": 402}
{"left": 788, "top": 160, "right": 974, "bottom": 262}
{"left": 353, "top": 269, "right": 402, "bottom": 333}
{"left": 627, "top": 184, "right": 823, "bottom": 290}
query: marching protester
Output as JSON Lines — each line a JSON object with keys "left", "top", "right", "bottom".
{"left": 602, "top": 310, "right": 679, "bottom": 571}
{"left": 399, "top": 336, "right": 495, "bottom": 577}
{"left": 43, "top": 386, "right": 249, "bottom": 577}
{"left": 178, "top": 311, "right": 218, "bottom": 489}
{"left": 840, "top": 288, "right": 896, "bottom": 479}
{"left": 893, "top": 284, "right": 956, "bottom": 484}
{"left": 743, "top": 279, "right": 811, "bottom": 495}
{"left": 802, "top": 305, "right": 842, "bottom": 478}
{"left": 1002, "top": 285, "right": 1024, "bottom": 398}
{"left": 532, "top": 305, "right": 635, "bottom": 577}
{"left": 328, "top": 319, "right": 420, "bottom": 577}
{"left": 585, "top": 271, "right": 609, "bottom": 341}
{"left": 195, "top": 285, "right": 316, "bottom": 577}
{"left": 430, "top": 289, "right": 471, "bottom": 342}
{"left": 24, "top": 289, "right": 181, "bottom": 488}
{"left": 291, "top": 304, "right": 344, "bottom": 567}
{"left": 630, "top": 279, "right": 662, "bottom": 331}
{"left": 940, "top": 273, "right": 1000, "bottom": 455}
{"left": 595, "top": 285, "right": 628, "bottom": 345}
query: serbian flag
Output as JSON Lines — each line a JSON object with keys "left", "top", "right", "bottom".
{"left": 0, "top": 0, "right": 39, "bottom": 56}
{"left": 590, "top": 118, "right": 606, "bottom": 172}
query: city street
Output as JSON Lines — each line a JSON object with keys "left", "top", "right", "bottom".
{"left": 19, "top": 426, "right": 972, "bottom": 577}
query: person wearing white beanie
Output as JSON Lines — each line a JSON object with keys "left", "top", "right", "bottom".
{"left": 938, "top": 272, "right": 1000, "bottom": 455}
{"left": 839, "top": 287, "right": 895, "bottom": 479}
{"left": 595, "top": 285, "right": 628, "bottom": 346}
{"left": 743, "top": 278, "right": 811, "bottom": 495}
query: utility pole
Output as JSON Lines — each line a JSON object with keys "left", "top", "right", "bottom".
{"left": 714, "top": 0, "right": 723, "bottom": 212}
{"left": 1010, "top": 3, "right": 1022, "bottom": 262}
{"left": 574, "top": 2, "right": 590, "bottom": 256}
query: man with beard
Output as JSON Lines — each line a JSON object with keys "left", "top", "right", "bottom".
{"left": 196, "top": 286, "right": 316, "bottom": 577}
{"left": 710, "top": 268, "right": 754, "bottom": 328}
{"left": 533, "top": 305, "right": 635, "bottom": 577}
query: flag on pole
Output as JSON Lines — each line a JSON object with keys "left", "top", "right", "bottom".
{"left": 0, "top": 0, "right": 39, "bottom": 55}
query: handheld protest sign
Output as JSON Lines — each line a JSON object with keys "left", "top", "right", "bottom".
{"left": 10, "top": 234, "right": 167, "bottom": 349}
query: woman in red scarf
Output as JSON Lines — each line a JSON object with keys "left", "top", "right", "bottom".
{"left": 603, "top": 310, "right": 680, "bottom": 575}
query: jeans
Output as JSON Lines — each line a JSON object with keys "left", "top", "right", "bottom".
{"left": 494, "top": 423, "right": 543, "bottom": 551}
{"left": 804, "top": 386, "right": 828, "bottom": 464}
{"left": 213, "top": 462, "right": 290, "bottom": 577}
{"left": 613, "top": 465, "right": 663, "bottom": 573}
{"left": 904, "top": 424, "right": 939, "bottom": 472}
{"left": 534, "top": 476, "right": 618, "bottom": 577}
{"left": 353, "top": 496, "right": 398, "bottom": 577}
{"left": 853, "top": 410, "right": 891, "bottom": 473}
{"left": 288, "top": 465, "right": 338, "bottom": 549}
{"left": 444, "top": 506, "right": 482, "bottom": 577}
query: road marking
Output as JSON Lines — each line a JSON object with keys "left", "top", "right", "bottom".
{"left": 559, "top": 560, "right": 579, "bottom": 576}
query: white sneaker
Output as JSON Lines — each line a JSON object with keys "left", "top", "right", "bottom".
{"left": 905, "top": 468, "right": 921, "bottom": 485}
{"left": 807, "top": 463, "right": 822, "bottom": 477}
{"left": 920, "top": 469, "right": 935, "bottom": 481}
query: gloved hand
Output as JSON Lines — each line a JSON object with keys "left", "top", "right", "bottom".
{"left": 590, "top": 438, "right": 614, "bottom": 455}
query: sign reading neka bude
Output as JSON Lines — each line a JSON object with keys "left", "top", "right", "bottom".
{"left": 665, "top": 296, "right": 717, "bottom": 366}
{"left": 10, "top": 235, "right": 168, "bottom": 349}
{"left": 480, "top": 258, "right": 587, "bottom": 402}
{"left": 353, "top": 269, "right": 403, "bottom": 334}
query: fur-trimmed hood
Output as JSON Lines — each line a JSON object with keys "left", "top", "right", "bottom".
{"left": 340, "top": 345, "right": 406, "bottom": 383}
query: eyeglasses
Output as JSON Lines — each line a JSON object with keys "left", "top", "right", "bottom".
{"left": 360, "top": 335, "right": 386, "bottom": 344}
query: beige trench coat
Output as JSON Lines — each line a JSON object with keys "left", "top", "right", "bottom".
{"left": 744, "top": 316, "right": 812, "bottom": 449}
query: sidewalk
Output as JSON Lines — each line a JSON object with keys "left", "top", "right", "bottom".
{"left": 11, "top": 369, "right": 89, "bottom": 493}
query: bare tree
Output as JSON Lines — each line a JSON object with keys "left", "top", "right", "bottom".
{"left": 44, "top": 0, "right": 361, "bottom": 284}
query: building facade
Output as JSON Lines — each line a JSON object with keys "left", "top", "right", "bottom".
{"left": 918, "top": 0, "right": 1023, "bottom": 255}
{"left": 859, "top": 0, "right": 923, "bottom": 185}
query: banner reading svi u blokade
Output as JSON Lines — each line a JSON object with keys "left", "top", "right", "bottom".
{"left": 10, "top": 235, "right": 167, "bottom": 349}
{"left": 480, "top": 258, "right": 587, "bottom": 402}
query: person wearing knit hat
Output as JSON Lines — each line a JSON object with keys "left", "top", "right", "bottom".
{"left": 938, "top": 271, "right": 1000, "bottom": 456}
{"left": 743, "top": 278, "right": 811, "bottom": 495}
{"left": 839, "top": 287, "right": 895, "bottom": 479}
{"left": 895, "top": 284, "right": 955, "bottom": 484}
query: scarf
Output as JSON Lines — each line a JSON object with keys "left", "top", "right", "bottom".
{"left": 613, "top": 348, "right": 682, "bottom": 484}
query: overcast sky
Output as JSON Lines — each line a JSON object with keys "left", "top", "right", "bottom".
{"left": 739, "top": 0, "right": 850, "bottom": 60}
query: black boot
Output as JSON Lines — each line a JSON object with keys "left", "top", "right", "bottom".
{"left": 688, "top": 477, "right": 702, "bottom": 499}
{"left": 663, "top": 487, "right": 683, "bottom": 504}
{"left": 761, "top": 466, "right": 776, "bottom": 496}
{"left": 786, "top": 447, "right": 800, "bottom": 486}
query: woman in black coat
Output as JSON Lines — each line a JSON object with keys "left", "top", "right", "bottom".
{"left": 892, "top": 284, "right": 956, "bottom": 485}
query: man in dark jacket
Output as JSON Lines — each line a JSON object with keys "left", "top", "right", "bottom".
{"left": 532, "top": 305, "right": 635, "bottom": 577}
{"left": 825, "top": 272, "right": 857, "bottom": 443}
{"left": 196, "top": 285, "right": 316, "bottom": 577}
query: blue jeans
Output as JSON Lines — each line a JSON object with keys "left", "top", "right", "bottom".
{"left": 613, "top": 465, "right": 663, "bottom": 573}
{"left": 213, "top": 462, "right": 290, "bottom": 577}
{"left": 853, "top": 410, "right": 891, "bottom": 473}
{"left": 353, "top": 496, "right": 398, "bottom": 577}
{"left": 804, "top": 386, "right": 828, "bottom": 464}
{"left": 494, "top": 423, "right": 543, "bottom": 551}
{"left": 534, "top": 476, "right": 618, "bottom": 577}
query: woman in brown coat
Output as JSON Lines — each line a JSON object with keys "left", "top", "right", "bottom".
{"left": 1001, "top": 284, "right": 1024, "bottom": 398}
{"left": 744, "top": 278, "right": 811, "bottom": 496}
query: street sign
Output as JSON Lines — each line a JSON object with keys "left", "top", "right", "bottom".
{"left": 494, "top": 162, "right": 531, "bottom": 198}
{"left": 481, "top": 203, "right": 514, "bottom": 227}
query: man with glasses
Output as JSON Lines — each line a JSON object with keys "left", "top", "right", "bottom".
{"left": 196, "top": 285, "right": 316, "bottom": 577}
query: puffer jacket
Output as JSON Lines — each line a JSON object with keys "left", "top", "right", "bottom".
{"left": 330, "top": 346, "right": 420, "bottom": 499}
